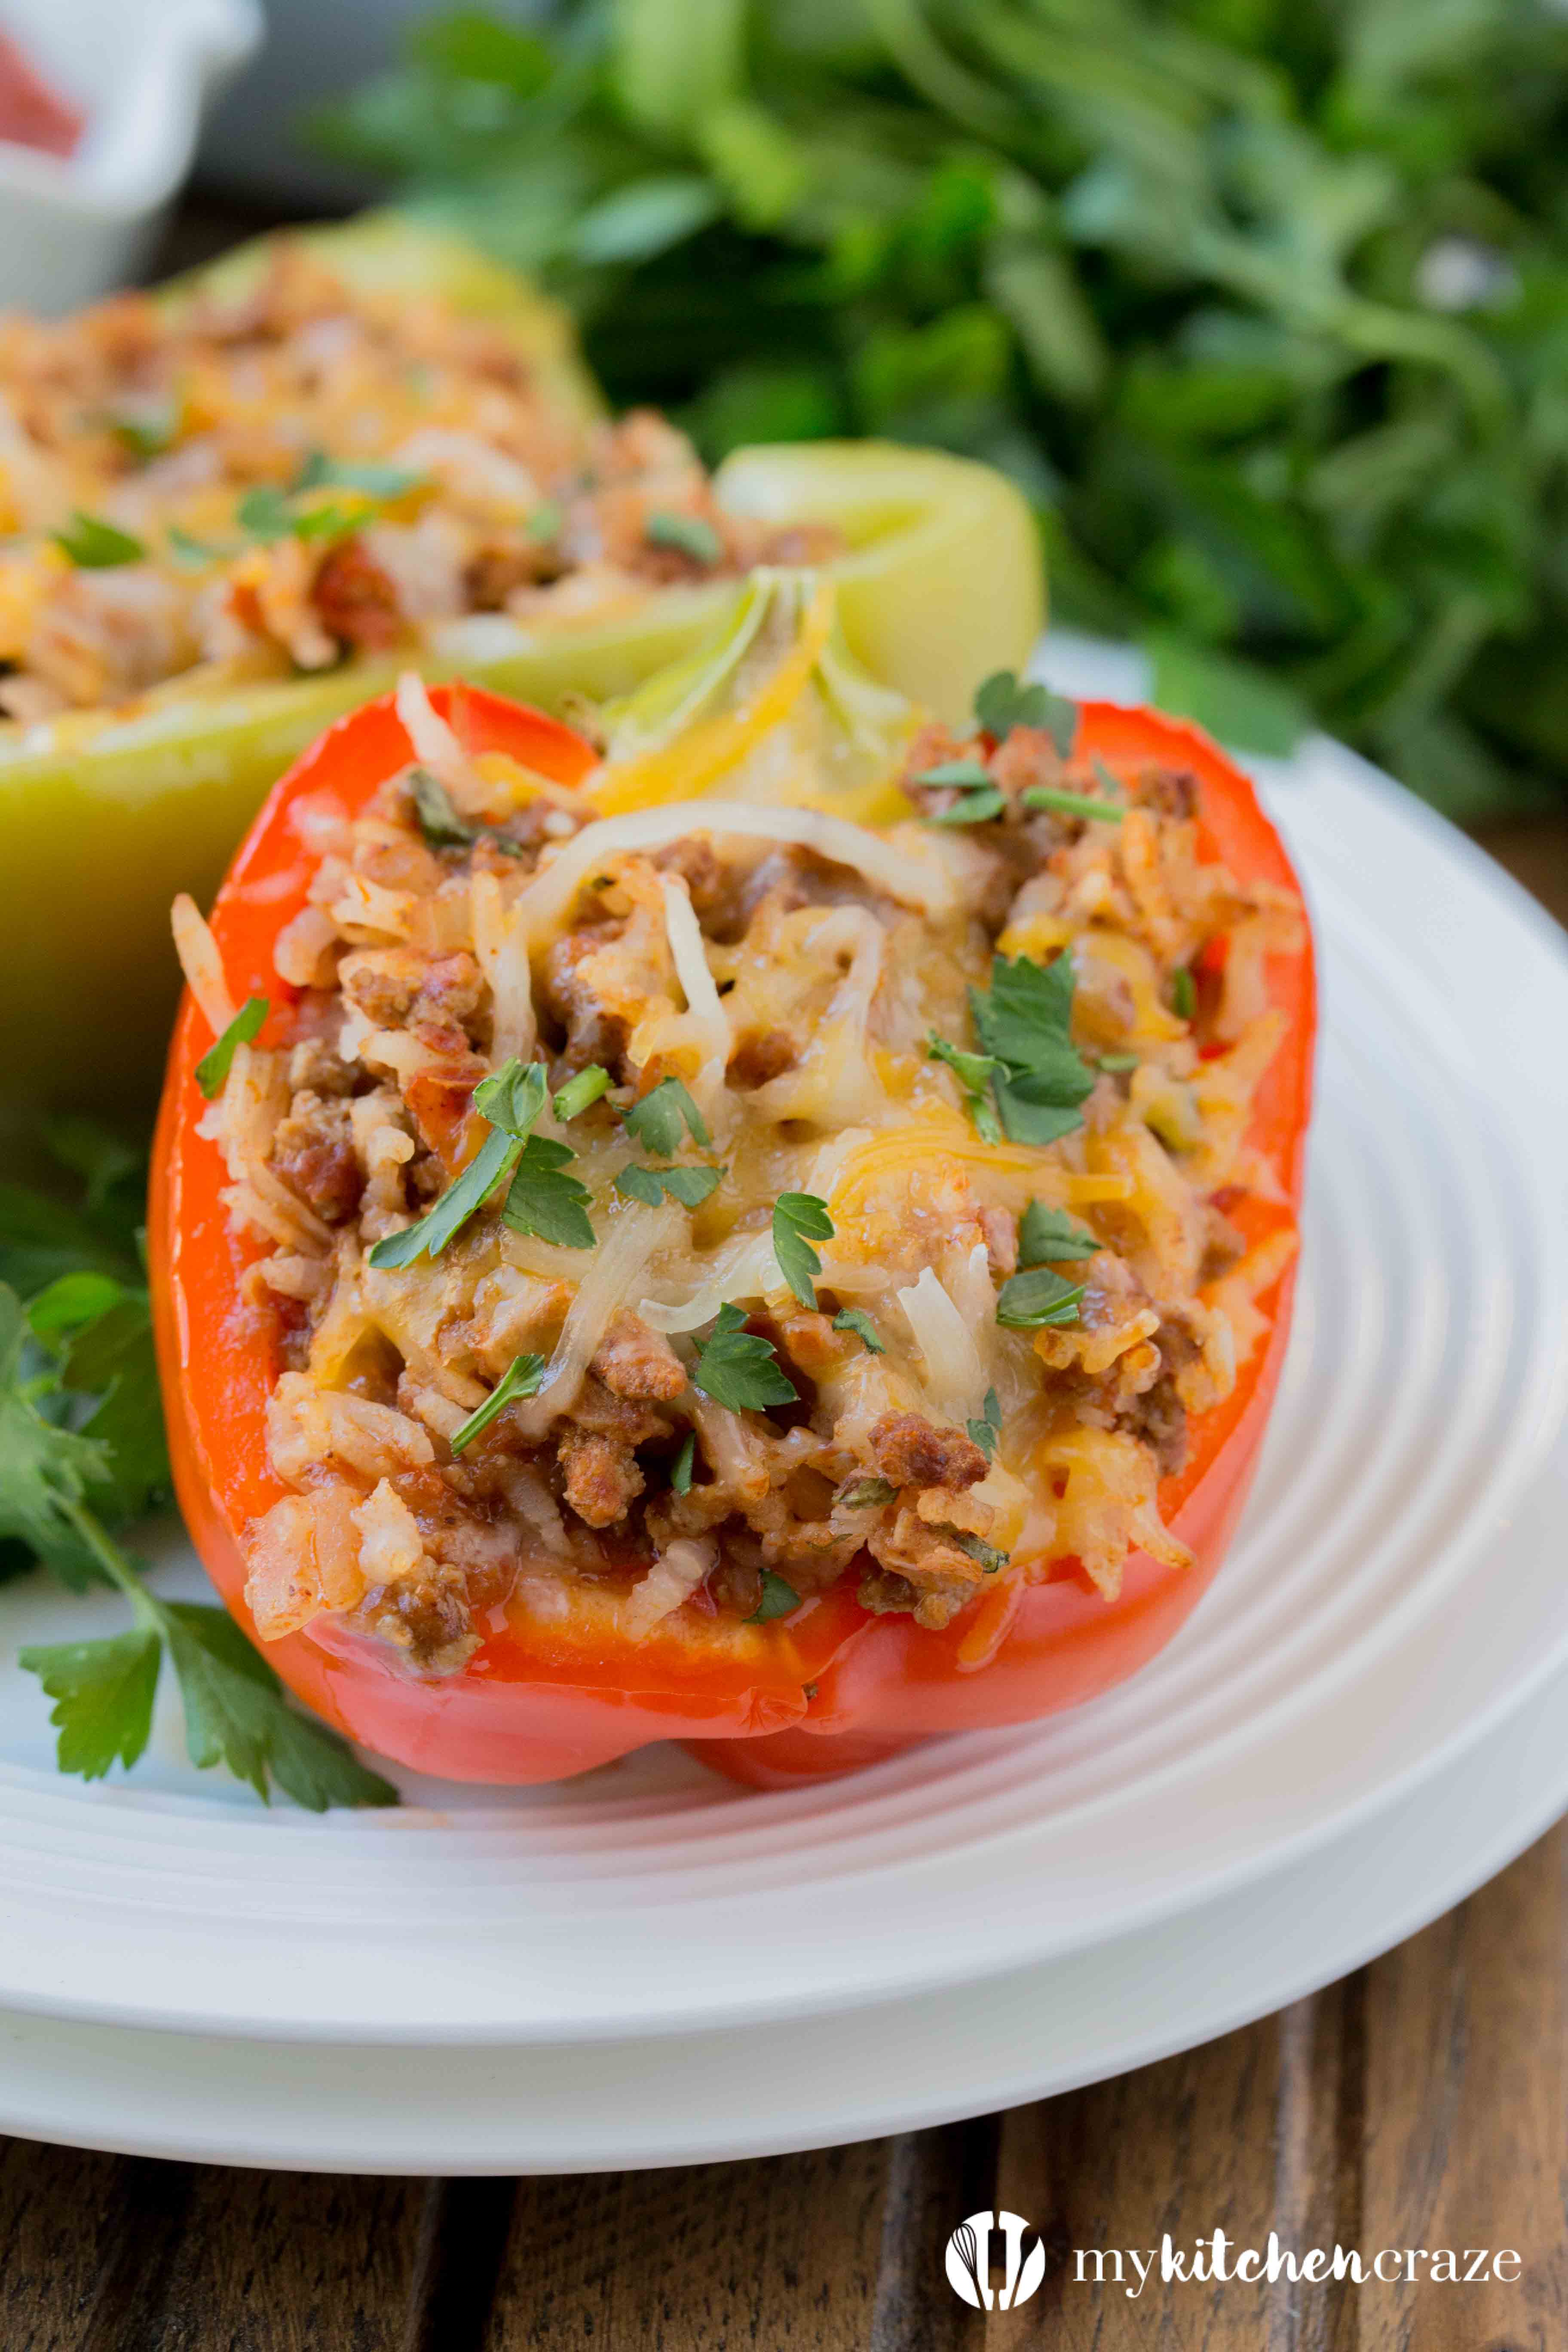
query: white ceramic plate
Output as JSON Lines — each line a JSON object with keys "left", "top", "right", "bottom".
{"left": 1, "top": 1620, "right": 1565, "bottom": 2174}
{"left": 1, "top": 637, "right": 1565, "bottom": 2046}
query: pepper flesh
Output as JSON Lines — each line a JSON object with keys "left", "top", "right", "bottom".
{"left": 151, "top": 683, "right": 1314, "bottom": 1791}
{"left": 0, "top": 214, "right": 1041, "bottom": 1112}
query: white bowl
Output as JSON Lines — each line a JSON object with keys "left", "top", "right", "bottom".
{"left": 0, "top": 0, "right": 262, "bottom": 312}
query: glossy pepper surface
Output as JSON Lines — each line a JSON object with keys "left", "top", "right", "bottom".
{"left": 152, "top": 681, "right": 1314, "bottom": 1790}
{"left": 0, "top": 214, "right": 1041, "bottom": 1112}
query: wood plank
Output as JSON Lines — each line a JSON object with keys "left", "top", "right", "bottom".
{"left": 0, "top": 2142, "right": 191, "bottom": 2352}
{"left": 992, "top": 1989, "right": 1368, "bottom": 2349}
{"left": 1475, "top": 822, "right": 1568, "bottom": 930}
{"left": 1357, "top": 1821, "right": 1568, "bottom": 2352}
{"left": 484, "top": 2125, "right": 992, "bottom": 2352}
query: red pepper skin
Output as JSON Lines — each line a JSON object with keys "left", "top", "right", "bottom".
{"left": 151, "top": 687, "right": 1314, "bottom": 1788}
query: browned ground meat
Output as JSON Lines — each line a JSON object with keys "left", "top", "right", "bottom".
{"left": 871, "top": 1413, "right": 989, "bottom": 1492}
{"left": 269, "top": 1095, "right": 362, "bottom": 1225}
{"left": 560, "top": 1427, "right": 644, "bottom": 1528}
{"left": 311, "top": 536, "right": 404, "bottom": 651}
{"left": 728, "top": 1028, "right": 798, "bottom": 1088}
{"left": 591, "top": 1314, "right": 686, "bottom": 1403}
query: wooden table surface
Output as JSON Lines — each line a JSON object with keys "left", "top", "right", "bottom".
{"left": 0, "top": 834, "right": 1560, "bottom": 2351}
{"left": 7, "top": 197, "right": 1565, "bottom": 2349}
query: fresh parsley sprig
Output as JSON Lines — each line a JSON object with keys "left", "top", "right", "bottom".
{"left": 1018, "top": 1201, "right": 1097, "bottom": 1265}
{"left": 995, "top": 1265, "right": 1087, "bottom": 1329}
{"left": 967, "top": 1386, "right": 1002, "bottom": 1460}
{"left": 969, "top": 953, "right": 1098, "bottom": 1147}
{"left": 974, "top": 671, "right": 1077, "bottom": 757}
{"left": 449, "top": 1352, "right": 546, "bottom": 1455}
{"left": 616, "top": 1161, "right": 723, "bottom": 1209}
{"left": 196, "top": 995, "right": 269, "bottom": 1099}
{"left": 504, "top": 1134, "right": 597, "bottom": 1246}
{"left": 367, "top": 1057, "right": 547, "bottom": 1270}
{"left": 2, "top": 1283, "right": 394, "bottom": 1807}
{"left": 747, "top": 1571, "right": 801, "bottom": 1623}
{"left": 691, "top": 1302, "right": 798, "bottom": 1411}
{"left": 915, "top": 759, "right": 1006, "bottom": 825}
{"left": 622, "top": 1076, "right": 710, "bottom": 1154}
{"left": 926, "top": 1030, "right": 1002, "bottom": 1144}
{"left": 833, "top": 1308, "right": 885, "bottom": 1354}
{"left": 52, "top": 511, "right": 146, "bottom": 569}
{"left": 646, "top": 510, "right": 723, "bottom": 567}
{"left": 772, "top": 1192, "right": 834, "bottom": 1311}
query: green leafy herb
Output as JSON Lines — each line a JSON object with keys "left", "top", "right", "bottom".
{"left": 409, "top": 765, "right": 478, "bottom": 849}
{"left": 995, "top": 1265, "right": 1087, "bottom": 1329}
{"left": 1018, "top": 1201, "right": 1097, "bottom": 1265}
{"left": 671, "top": 1430, "right": 696, "bottom": 1493}
{"left": 108, "top": 405, "right": 178, "bottom": 458}
{"left": 527, "top": 499, "right": 564, "bottom": 541}
{"left": 975, "top": 671, "right": 1076, "bottom": 757}
{"left": 969, "top": 954, "right": 1097, "bottom": 1146}
{"left": 504, "top": 1134, "right": 597, "bottom": 1246}
{"left": 646, "top": 510, "right": 723, "bottom": 567}
{"left": 615, "top": 1161, "right": 723, "bottom": 1210}
{"left": 914, "top": 759, "right": 993, "bottom": 789}
{"left": 195, "top": 995, "right": 268, "bottom": 1099}
{"left": 367, "top": 1056, "right": 545, "bottom": 1269}
{"left": 166, "top": 526, "right": 234, "bottom": 568}
{"left": 929, "top": 782, "right": 1006, "bottom": 824}
{"left": 967, "top": 1386, "right": 1002, "bottom": 1461}
{"left": 926, "top": 1031, "right": 1002, "bottom": 1143}
{"left": 772, "top": 1191, "right": 834, "bottom": 1311}
{"left": 691, "top": 1301, "right": 798, "bottom": 1411}
{"left": 1, "top": 1280, "right": 394, "bottom": 1808}
{"left": 52, "top": 511, "right": 146, "bottom": 569}
{"left": 833, "top": 1308, "right": 885, "bottom": 1355}
{"left": 747, "top": 1571, "right": 800, "bottom": 1623}
{"left": 622, "top": 1075, "right": 710, "bottom": 1154}
{"left": 1097, "top": 1052, "right": 1140, "bottom": 1074}
{"left": 293, "top": 449, "right": 425, "bottom": 500}
{"left": 1170, "top": 966, "right": 1197, "bottom": 1021}
{"left": 449, "top": 1351, "right": 547, "bottom": 1454}
{"left": 947, "top": 1529, "right": 1010, "bottom": 1574}
{"left": 1019, "top": 784, "right": 1124, "bottom": 824}
{"left": 29, "top": 1274, "right": 168, "bottom": 1531}
{"left": 838, "top": 1475, "right": 895, "bottom": 1509}
{"left": 554, "top": 1065, "right": 612, "bottom": 1121}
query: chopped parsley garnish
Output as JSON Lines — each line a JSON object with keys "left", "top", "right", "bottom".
{"left": 1018, "top": 1200, "right": 1097, "bottom": 1265}
{"left": 407, "top": 765, "right": 524, "bottom": 860}
{"left": 646, "top": 510, "right": 723, "bottom": 567}
{"left": 691, "top": 1302, "right": 798, "bottom": 1411}
{"left": 974, "top": 669, "right": 1076, "bottom": 757}
{"left": 914, "top": 759, "right": 1005, "bottom": 824}
{"left": 166, "top": 525, "right": 234, "bottom": 568}
{"left": 773, "top": 1191, "right": 834, "bottom": 1311}
{"left": 554, "top": 1066, "right": 611, "bottom": 1121}
{"left": 995, "top": 1265, "right": 1087, "bottom": 1329}
{"left": 833, "top": 1308, "right": 885, "bottom": 1354}
{"left": 504, "top": 1135, "right": 597, "bottom": 1246}
{"left": 948, "top": 1529, "right": 1010, "bottom": 1574}
{"left": 623, "top": 1075, "right": 710, "bottom": 1155}
{"left": 53, "top": 511, "right": 146, "bottom": 569}
{"left": 367, "top": 1057, "right": 546, "bottom": 1270}
{"left": 108, "top": 404, "right": 178, "bottom": 458}
{"left": 747, "top": 1571, "right": 800, "bottom": 1623}
{"left": 2, "top": 1281, "right": 394, "bottom": 1807}
{"left": 926, "top": 1030, "right": 1003, "bottom": 1142}
{"left": 967, "top": 1386, "right": 1002, "bottom": 1460}
{"left": 527, "top": 499, "right": 564, "bottom": 541}
{"left": 195, "top": 995, "right": 268, "bottom": 1099}
{"left": 671, "top": 1430, "right": 696, "bottom": 1493}
{"left": 969, "top": 953, "right": 1097, "bottom": 1146}
{"left": 294, "top": 449, "right": 425, "bottom": 500}
{"left": 1098, "top": 1051, "right": 1140, "bottom": 1073}
{"left": 838, "top": 1475, "right": 896, "bottom": 1509}
{"left": 1171, "top": 966, "right": 1197, "bottom": 1021}
{"left": 1020, "top": 784, "right": 1124, "bottom": 824}
{"left": 449, "top": 1352, "right": 547, "bottom": 1455}
{"left": 615, "top": 1161, "right": 723, "bottom": 1209}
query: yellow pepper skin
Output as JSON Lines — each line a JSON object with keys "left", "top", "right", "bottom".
{"left": 0, "top": 219, "right": 1042, "bottom": 1111}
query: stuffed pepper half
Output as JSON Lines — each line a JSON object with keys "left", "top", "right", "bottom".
{"left": 153, "top": 597, "right": 1313, "bottom": 1787}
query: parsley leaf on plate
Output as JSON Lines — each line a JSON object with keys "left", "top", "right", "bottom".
{"left": 974, "top": 670, "right": 1076, "bottom": 756}
{"left": 18, "top": 1629, "right": 162, "bottom": 1780}
{"left": 450, "top": 1352, "right": 548, "bottom": 1455}
{"left": 622, "top": 1075, "right": 710, "bottom": 1154}
{"left": 162, "top": 1601, "right": 396, "bottom": 1809}
{"left": 53, "top": 511, "right": 146, "bottom": 569}
{"left": 616, "top": 1161, "right": 723, "bottom": 1209}
{"left": 692, "top": 1302, "right": 798, "bottom": 1411}
{"left": 368, "top": 1057, "right": 546, "bottom": 1270}
{"left": 196, "top": 995, "right": 268, "bottom": 1099}
{"left": 969, "top": 953, "right": 1096, "bottom": 1147}
{"left": 995, "top": 1265, "right": 1087, "bottom": 1329}
{"left": 833, "top": 1308, "right": 885, "bottom": 1354}
{"left": 773, "top": 1191, "right": 834, "bottom": 1310}
{"left": 1018, "top": 1200, "right": 1097, "bottom": 1265}
{"left": 504, "top": 1135, "right": 597, "bottom": 1246}
{"left": 747, "top": 1571, "right": 800, "bottom": 1623}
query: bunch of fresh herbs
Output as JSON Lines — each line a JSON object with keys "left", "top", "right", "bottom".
{"left": 315, "top": 0, "right": 1568, "bottom": 819}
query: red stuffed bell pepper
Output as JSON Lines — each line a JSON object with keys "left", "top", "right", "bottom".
{"left": 152, "top": 673, "right": 1314, "bottom": 1789}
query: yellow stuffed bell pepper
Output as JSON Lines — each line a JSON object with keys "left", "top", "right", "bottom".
{"left": 0, "top": 212, "right": 1041, "bottom": 1111}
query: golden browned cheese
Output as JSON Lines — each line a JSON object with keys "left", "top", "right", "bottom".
{"left": 183, "top": 668, "right": 1301, "bottom": 1674}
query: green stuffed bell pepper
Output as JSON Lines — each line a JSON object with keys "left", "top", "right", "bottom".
{"left": 0, "top": 212, "right": 1041, "bottom": 1111}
